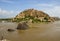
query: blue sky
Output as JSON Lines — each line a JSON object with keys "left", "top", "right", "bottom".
{"left": 0, "top": 0, "right": 60, "bottom": 18}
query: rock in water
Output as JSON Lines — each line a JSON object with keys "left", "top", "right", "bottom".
{"left": 7, "top": 29, "right": 15, "bottom": 32}
{"left": 17, "top": 22, "right": 28, "bottom": 30}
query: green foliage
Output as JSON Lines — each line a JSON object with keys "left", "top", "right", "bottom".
{"left": 13, "top": 15, "right": 41, "bottom": 23}
{"left": 32, "top": 18, "right": 41, "bottom": 23}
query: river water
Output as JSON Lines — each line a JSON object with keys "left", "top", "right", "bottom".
{"left": 0, "top": 21, "right": 60, "bottom": 41}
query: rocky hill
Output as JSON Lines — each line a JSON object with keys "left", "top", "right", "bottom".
{"left": 13, "top": 9, "right": 55, "bottom": 23}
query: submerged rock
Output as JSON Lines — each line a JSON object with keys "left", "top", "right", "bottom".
{"left": 7, "top": 29, "right": 15, "bottom": 32}
{"left": 17, "top": 22, "right": 28, "bottom": 30}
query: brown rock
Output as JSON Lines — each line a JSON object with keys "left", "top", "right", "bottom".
{"left": 17, "top": 22, "right": 28, "bottom": 30}
{"left": 7, "top": 29, "right": 15, "bottom": 32}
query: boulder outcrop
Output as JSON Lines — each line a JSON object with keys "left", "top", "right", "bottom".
{"left": 13, "top": 9, "right": 55, "bottom": 22}
{"left": 17, "top": 22, "right": 28, "bottom": 30}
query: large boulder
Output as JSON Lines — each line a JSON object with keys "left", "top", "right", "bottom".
{"left": 17, "top": 22, "right": 28, "bottom": 30}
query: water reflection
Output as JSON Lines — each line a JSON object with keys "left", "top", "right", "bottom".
{"left": 17, "top": 30, "right": 26, "bottom": 34}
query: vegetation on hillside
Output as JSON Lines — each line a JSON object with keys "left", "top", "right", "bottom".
{"left": 12, "top": 9, "right": 55, "bottom": 23}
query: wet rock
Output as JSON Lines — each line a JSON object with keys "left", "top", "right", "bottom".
{"left": 17, "top": 22, "right": 28, "bottom": 30}
{"left": 7, "top": 29, "right": 15, "bottom": 32}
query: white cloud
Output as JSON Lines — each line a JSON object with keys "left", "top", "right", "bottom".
{"left": 0, "top": 8, "right": 19, "bottom": 18}
{"left": 0, "top": 8, "right": 12, "bottom": 14}
{"left": 36, "top": 3, "right": 60, "bottom": 17}
{"left": 37, "top": 3, "right": 54, "bottom": 7}
{"left": 43, "top": 6, "right": 60, "bottom": 17}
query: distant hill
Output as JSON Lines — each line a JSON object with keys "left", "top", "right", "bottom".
{"left": 13, "top": 9, "right": 55, "bottom": 23}
{"left": 51, "top": 17, "right": 60, "bottom": 21}
{"left": 0, "top": 18, "right": 13, "bottom": 22}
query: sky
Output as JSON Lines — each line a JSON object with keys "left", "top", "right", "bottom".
{"left": 0, "top": 0, "right": 60, "bottom": 18}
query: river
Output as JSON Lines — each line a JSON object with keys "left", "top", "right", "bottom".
{"left": 0, "top": 21, "right": 60, "bottom": 41}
